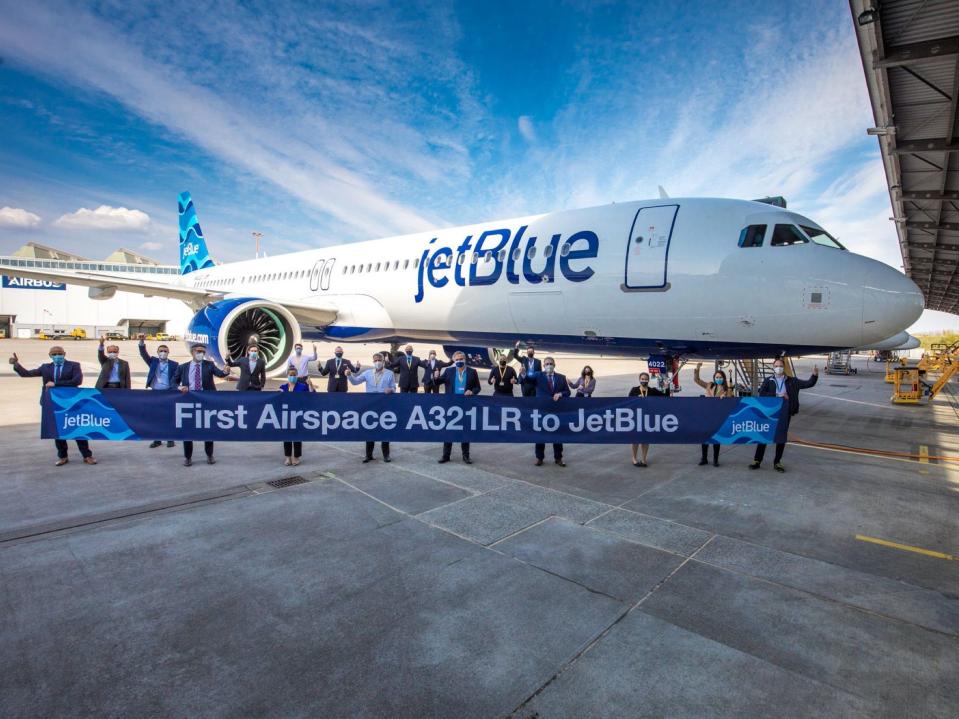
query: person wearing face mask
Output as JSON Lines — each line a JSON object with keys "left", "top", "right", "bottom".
{"left": 694, "top": 363, "right": 733, "bottom": 467}
{"left": 628, "top": 372, "right": 667, "bottom": 467}
{"left": 521, "top": 356, "right": 571, "bottom": 466}
{"left": 279, "top": 368, "right": 309, "bottom": 465}
{"left": 420, "top": 350, "right": 450, "bottom": 393}
{"left": 10, "top": 347, "right": 96, "bottom": 466}
{"left": 225, "top": 344, "right": 266, "bottom": 391}
{"left": 488, "top": 355, "right": 518, "bottom": 396}
{"left": 95, "top": 337, "right": 132, "bottom": 390}
{"left": 569, "top": 366, "right": 596, "bottom": 398}
{"left": 750, "top": 359, "right": 818, "bottom": 472}
{"left": 391, "top": 344, "right": 422, "bottom": 393}
{"left": 287, "top": 342, "right": 318, "bottom": 385}
{"left": 177, "top": 344, "right": 230, "bottom": 466}
{"left": 434, "top": 351, "right": 481, "bottom": 463}
{"left": 511, "top": 341, "right": 542, "bottom": 398}
{"left": 319, "top": 346, "right": 357, "bottom": 392}
{"left": 138, "top": 335, "right": 180, "bottom": 448}
{"left": 346, "top": 353, "right": 396, "bottom": 463}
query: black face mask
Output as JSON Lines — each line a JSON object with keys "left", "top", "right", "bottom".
{"left": 335, "top": 352, "right": 343, "bottom": 357}
{"left": 639, "top": 380, "right": 649, "bottom": 386}
{"left": 499, "top": 361, "right": 507, "bottom": 367}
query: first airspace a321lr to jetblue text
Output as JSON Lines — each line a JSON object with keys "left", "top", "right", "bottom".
{"left": 0, "top": 191, "right": 924, "bottom": 373}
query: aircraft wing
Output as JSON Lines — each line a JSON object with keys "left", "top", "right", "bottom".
{"left": 0, "top": 264, "right": 338, "bottom": 325}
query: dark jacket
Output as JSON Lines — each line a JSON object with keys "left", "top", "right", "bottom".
{"left": 138, "top": 341, "right": 180, "bottom": 389}
{"left": 420, "top": 357, "right": 451, "bottom": 389}
{"left": 391, "top": 354, "right": 422, "bottom": 391}
{"left": 510, "top": 349, "right": 543, "bottom": 377}
{"left": 758, "top": 373, "right": 817, "bottom": 416}
{"left": 176, "top": 359, "right": 229, "bottom": 391}
{"left": 435, "top": 366, "right": 482, "bottom": 395}
{"left": 319, "top": 357, "right": 357, "bottom": 392}
{"left": 13, "top": 359, "right": 83, "bottom": 399}
{"left": 488, "top": 365, "right": 518, "bottom": 396}
{"left": 226, "top": 355, "right": 267, "bottom": 391}
{"left": 522, "top": 371, "right": 571, "bottom": 398}
{"left": 629, "top": 385, "right": 668, "bottom": 398}
{"left": 96, "top": 345, "right": 132, "bottom": 389}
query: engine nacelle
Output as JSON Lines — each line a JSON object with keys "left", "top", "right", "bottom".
{"left": 442, "top": 345, "right": 508, "bottom": 369}
{"left": 186, "top": 297, "right": 300, "bottom": 374}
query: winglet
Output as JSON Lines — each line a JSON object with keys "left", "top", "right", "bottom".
{"left": 178, "top": 191, "right": 215, "bottom": 275}
{"left": 657, "top": 185, "right": 670, "bottom": 199}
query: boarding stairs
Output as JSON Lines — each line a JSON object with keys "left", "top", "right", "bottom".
{"left": 722, "top": 357, "right": 795, "bottom": 396}
{"left": 825, "top": 350, "right": 857, "bottom": 375}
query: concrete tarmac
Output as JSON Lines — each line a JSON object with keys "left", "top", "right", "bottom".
{"left": 1, "top": 339, "right": 957, "bottom": 717}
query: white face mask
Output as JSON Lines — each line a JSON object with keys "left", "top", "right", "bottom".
{"left": 194, "top": 353, "right": 205, "bottom": 362}
{"left": 295, "top": 348, "right": 303, "bottom": 355}
{"left": 157, "top": 352, "right": 168, "bottom": 360}
{"left": 373, "top": 361, "right": 384, "bottom": 371}
{"left": 544, "top": 364, "right": 555, "bottom": 374}
{"left": 106, "top": 352, "right": 118, "bottom": 360}
{"left": 773, "top": 366, "right": 784, "bottom": 375}
{"left": 249, "top": 352, "right": 258, "bottom": 360}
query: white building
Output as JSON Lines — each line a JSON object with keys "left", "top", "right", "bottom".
{"left": 0, "top": 242, "right": 193, "bottom": 339}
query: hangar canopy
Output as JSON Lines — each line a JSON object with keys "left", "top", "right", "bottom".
{"left": 852, "top": 0, "right": 959, "bottom": 313}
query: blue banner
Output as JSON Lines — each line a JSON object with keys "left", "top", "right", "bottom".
{"left": 41, "top": 389, "right": 787, "bottom": 444}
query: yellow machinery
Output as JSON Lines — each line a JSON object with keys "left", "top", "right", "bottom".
{"left": 892, "top": 362, "right": 959, "bottom": 404}
{"left": 69, "top": 328, "right": 86, "bottom": 340}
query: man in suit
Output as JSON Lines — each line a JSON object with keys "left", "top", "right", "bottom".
{"left": 420, "top": 350, "right": 449, "bottom": 393}
{"left": 137, "top": 335, "right": 180, "bottom": 449}
{"left": 522, "top": 355, "right": 570, "bottom": 466}
{"left": 10, "top": 346, "right": 96, "bottom": 466}
{"left": 346, "top": 352, "right": 396, "bottom": 463}
{"left": 225, "top": 344, "right": 266, "bottom": 391}
{"left": 177, "top": 343, "right": 230, "bottom": 466}
{"left": 510, "top": 341, "right": 542, "bottom": 398}
{"left": 434, "top": 351, "right": 480, "bottom": 463}
{"left": 319, "top": 346, "right": 357, "bottom": 392}
{"left": 391, "top": 344, "right": 422, "bottom": 393}
{"left": 750, "top": 359, "right": 819, "bottom": 472}
{"left": 95, "top": 337, "right": 132, "bottom": 390}
{"left": 138, "top": 335, "right": 180, "bottom": 448}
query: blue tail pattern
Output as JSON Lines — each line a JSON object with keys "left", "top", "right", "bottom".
{"left": 178, "top": 191, "right": 215, "bottom": 275}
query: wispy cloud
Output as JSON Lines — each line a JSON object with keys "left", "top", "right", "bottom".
{"left": 54, "top": 205, "right": 150, "bottom": 231}
{"left": 518, "top": 116, "right": 536, "bottom": 143}
{"left": 0, "top": 207, "right": 41, "bottom": 228}
{"left": 139, "top": 240, "right": 163, "bottom": 251}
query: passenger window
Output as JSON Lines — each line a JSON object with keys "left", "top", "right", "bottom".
{"left": 771, "top": 225, "right": 808, "bottom": 247}
{"left": 403, "top": 259, "right": 409, "bottom": 269}
{"left": 560, "top": 243, "right": 571, "bottom": 257}
{"left": 526, "top": 246, "right": 536, "bottom": 259}
{"left": 738, "top": 225, "right": 767, "bottom": 248}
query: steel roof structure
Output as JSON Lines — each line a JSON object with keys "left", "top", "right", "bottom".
{"left": 852, "top": 0, "right": 959, "bottom": 313}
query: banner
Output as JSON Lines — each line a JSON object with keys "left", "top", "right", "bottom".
{"left": 41, "top": 389, "right": 787, "bottom": 445}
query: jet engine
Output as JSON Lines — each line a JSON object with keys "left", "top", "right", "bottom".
{"left": 185, "top": 298, "right": 300, "bottom": 374}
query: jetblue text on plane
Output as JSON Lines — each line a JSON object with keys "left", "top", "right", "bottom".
{"left": 414, "top": 225, "right": 599, "bottom": 302}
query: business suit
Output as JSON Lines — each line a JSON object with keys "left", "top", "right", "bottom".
{"left": 435, "top": 365, "right": 481, "bottom": 461}
{"left": 391, "top": 353, "right": 422, "bottom": 392}
{"left": 523, "top": 370, "right": 570, "bottom": 462}
{"left": 95, "top": 345, "right": 132, "bottom": 389}
{"left": 754, "top": 372, "right": 818, "bottom": 465}
{"left": 319, "top": 357, "right": 356, "bottom": 392}
{"left": 177, "top": 359, "right": 230, "bottom": 462}
{"left": 226, "top": 355, "right": 266, "bottom": 390}
{"left": 138, "top": 341, "right": 179, "bottom": 390}
{"left": 510, "top": 349, "right": 543, "bottom": 398}
{"left": 13, "top": 359, "right": 92, "bottom": 460}
{"left": 488, "top": 365, "right": 518, "bottom": 396}
{"left": 420, "top": 356, "right": 451, "bottom": 393}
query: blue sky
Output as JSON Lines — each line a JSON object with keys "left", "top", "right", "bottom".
{"left": 0, "top": 0, "right": 952, "bottom": 332}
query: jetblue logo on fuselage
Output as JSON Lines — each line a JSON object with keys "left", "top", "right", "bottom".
{"left": 413, "top": 225, "right": 599, "bottom": 303}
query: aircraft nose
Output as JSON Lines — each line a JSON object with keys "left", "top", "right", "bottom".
{"left": 862, "top": 264, "right": 924, "bottom": 344}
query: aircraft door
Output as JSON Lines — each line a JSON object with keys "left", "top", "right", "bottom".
{"left": 624, "top": 204, "right": 677, "bottom": 290}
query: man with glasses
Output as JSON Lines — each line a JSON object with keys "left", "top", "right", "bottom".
{"left": 177, "top": 343, "right": 230, "bottom": 466}
{"left": 138, "top": 334, "right": 180, "bottom": 448}
{"left": 9, "top": 346, "right": 96, "bottom": 466}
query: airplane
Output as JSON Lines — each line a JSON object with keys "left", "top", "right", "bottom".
{"left": 0, "top": 191, "right": 924, "bottom": 374}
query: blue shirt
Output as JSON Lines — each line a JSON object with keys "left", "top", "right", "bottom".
{"left": 454, "top": 369, "right": 467, "bottom": 394}
{"left": 108, "top": 359, "right": 120, "bottom": 383}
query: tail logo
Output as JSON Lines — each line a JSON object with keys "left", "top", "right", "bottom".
{"left": 178, "top": 191, "right": 216, "bottom": 275}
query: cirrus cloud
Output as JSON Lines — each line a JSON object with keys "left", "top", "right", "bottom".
{"left": 54, "top": 205, "right": 151, "bottom": 231}
{"left": 0, "top": 207, "right": 42, "bottom": 228}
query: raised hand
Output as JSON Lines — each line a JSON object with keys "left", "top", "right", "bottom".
{"left": 696, "top": 362, "right": 702, "bottom": 370}
{"left": 8, "top": 352, "right": 18, "bottom": 365}
{"left": 813, "top": 366, "right": 819, "bottom": 375}
{"left": 344, "top": 368, "right": 352, "bottom": 376}
{"left": 138, "top": 333, "right": 146, "bottom": 340}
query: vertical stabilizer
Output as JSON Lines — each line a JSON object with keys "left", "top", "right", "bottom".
{"left": 178, "top": 191, "right": 215, "bottom": 274}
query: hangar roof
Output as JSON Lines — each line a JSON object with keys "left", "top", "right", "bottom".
{"left": 852, "top": 0, "right": 959, "bottom": 313}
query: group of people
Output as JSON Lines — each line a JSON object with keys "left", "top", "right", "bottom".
{"left": 10, "top": 339, "right": 817, "bottom": 473}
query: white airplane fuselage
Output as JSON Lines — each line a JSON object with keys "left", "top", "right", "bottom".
{"left": 181, "top": 198, "right": 923, "bottom": 362}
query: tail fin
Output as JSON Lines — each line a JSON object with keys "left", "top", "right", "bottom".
{"left": 178, "top": 191, "right": 215, "bottom": 275}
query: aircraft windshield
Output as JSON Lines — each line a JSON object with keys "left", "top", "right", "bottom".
{"left": 800, "top": 225, "right": 846, "bottom": 250}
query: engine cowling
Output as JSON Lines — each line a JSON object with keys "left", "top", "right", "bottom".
{"left": 441, "top": 345, "right": 510, "bottom": 369}
{"left": 186, "top": 298, "right": 300, "bottom": 374}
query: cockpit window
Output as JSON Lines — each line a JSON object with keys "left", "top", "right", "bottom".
{"left": 771, "top": 224, "right": 809, "bottom": 247}
{"left": 738, "top": 224, "right": 767, "bottom": 248}
{"left": 800, "top": 225, "right": 846, "bottom": 250}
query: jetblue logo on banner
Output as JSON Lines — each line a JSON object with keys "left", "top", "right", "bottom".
{"left": 709, "top": 397, "right": 783, "bottom": 444}
{"left": 48, "top": 388, "right": 138, "bottom": 441}
{"left": 3, "top": 275, "right": 66, "bottom": 290}
{"left": 414, "top": 226, "right": 599, "bottom": 303}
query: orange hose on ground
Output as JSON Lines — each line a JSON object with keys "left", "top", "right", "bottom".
{"left": 790, "top": 437, "right": 959, "bottom": 463}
